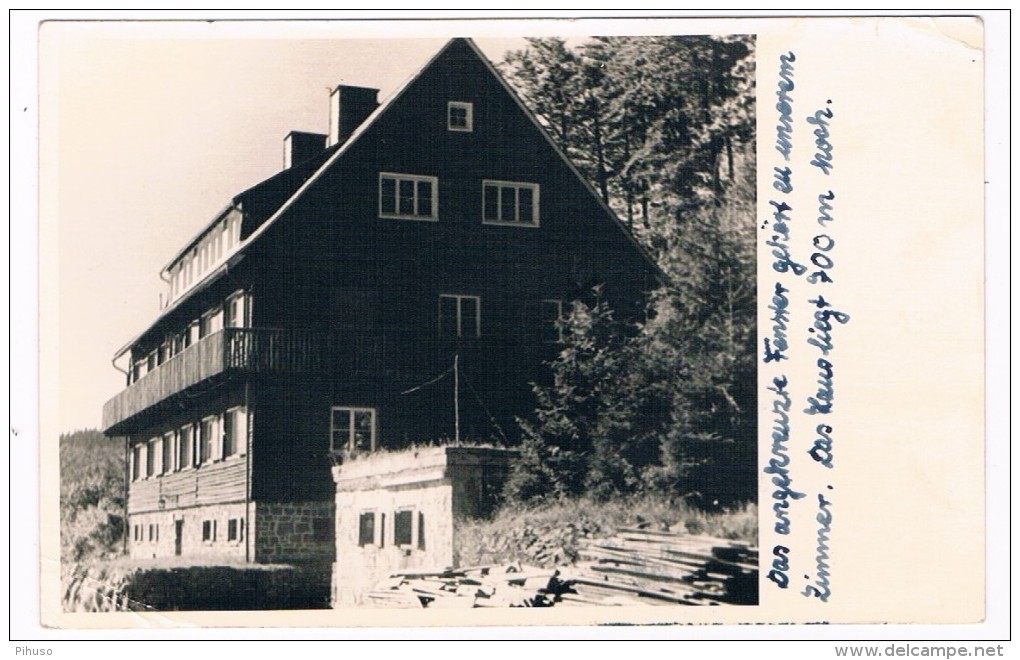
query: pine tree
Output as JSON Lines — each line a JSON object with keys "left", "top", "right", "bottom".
{"left": 502, "top": 35, "right": 757, "bottom": 505}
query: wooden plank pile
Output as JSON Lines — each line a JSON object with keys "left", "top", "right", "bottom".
{"left": 364, "top": 564, "right": 569, "bottom": 608}
{"left": 364, "top": 528, "right": 757, "bottom": 608}
{"left": 563, "top": 527, "right": 758, "bottom": 606}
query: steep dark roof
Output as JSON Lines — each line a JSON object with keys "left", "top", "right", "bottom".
{"left": 114, "top": 37, "right": 661, "bottom": 361}
{"left": 231, "top": 142, "right": 342, "bottom": 236}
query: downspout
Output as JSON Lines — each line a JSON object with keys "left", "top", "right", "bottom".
{"left": 111, "top": 355, "right": 129, "bottom": 377}
{"left": 123, "top": 437, "right": 130, "bottom": 555}
{"left": 245, "top": 381, "right": 251, "bottom": 563}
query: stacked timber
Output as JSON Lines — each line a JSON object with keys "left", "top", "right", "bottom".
{"left": 364, "top": 529, "right": 757, "bottom": 608}
{"left": 364, "top": 564, "right": 569, "bottom": 608}
{"left": 564, "top": 528, "right": 758, "bottom": 606}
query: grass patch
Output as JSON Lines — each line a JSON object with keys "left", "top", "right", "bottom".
{"left": 454, "top": 493, "right": 757, "bottom": 568}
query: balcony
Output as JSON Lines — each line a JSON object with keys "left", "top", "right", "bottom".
{"left": 102, "top": 328, "right": 401, "bottom": 435}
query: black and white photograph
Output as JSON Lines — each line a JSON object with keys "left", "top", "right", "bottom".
{"left": 20, "top": 13, "right": 1004, "bottom": 647}
{"left": 49, "top": 25, "right": 758, "bottom": 613}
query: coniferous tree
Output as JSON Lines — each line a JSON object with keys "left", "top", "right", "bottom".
{"left": 503, "top": 35, "right": 757, "bottom": 506}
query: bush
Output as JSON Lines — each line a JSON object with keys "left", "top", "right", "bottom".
{"left": 60, "top": 429, "right": 126, "bottom": 563}
{"left": 455, "top": 493, "right": 757, "bottom": 568}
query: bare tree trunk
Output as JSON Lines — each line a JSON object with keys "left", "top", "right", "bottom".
{"left": 626, "top": 187, "right": 634, "bottom": 232}
{"left": 592, "top": 107, "right": 609, "bottom": 205}
{"left": 727, "top": 136, "right": 734, "bottom": 181}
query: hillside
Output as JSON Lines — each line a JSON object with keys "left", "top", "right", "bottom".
{"left": 60, "top": 429, "right": 126, "bottom": 563}
{"left": 455, "top": 493, "right": 757, "bottom": 568}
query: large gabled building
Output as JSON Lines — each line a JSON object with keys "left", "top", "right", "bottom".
{"left": 102, "top": 38, "right": 660, "bottom": 564}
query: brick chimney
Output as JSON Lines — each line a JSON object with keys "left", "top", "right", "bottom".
{"left": 328, "top": 85, "right": 380, "bottom": 147}
{"left": 283, "top": 131, "right": 327, "bottom": 169}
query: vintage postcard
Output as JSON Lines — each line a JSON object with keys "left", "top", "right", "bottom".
{"left": 17, "top": 13, "right": 1001, "bottom": 637}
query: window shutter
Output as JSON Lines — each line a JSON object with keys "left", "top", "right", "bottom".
{"left": 237, "top": 408, "right": 248, "bottom": 456}
{"left": 154, "top": 439, "right": 163, "bottom": 475}
{"left": 214, "top": 415, "right": 224, "bottom": 461}
{"left": 172, "top": 432, "right": 180, "bottom": 471}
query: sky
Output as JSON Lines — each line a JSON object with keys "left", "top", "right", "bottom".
{"left": 37, "top": 16, "right": 754, "bottom": 435}
{"left": 41, "top": 23, "right": 542, "bottom": 433}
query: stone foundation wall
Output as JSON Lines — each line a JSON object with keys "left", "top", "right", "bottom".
{"left": 127, "top": 502, "right": 252, "bottom": 561}
{"left": 253, "top": 501, "right": 335, "bottom": 564}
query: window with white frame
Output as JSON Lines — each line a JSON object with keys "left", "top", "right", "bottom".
{"left": 330, "top": 406, "right": 376, "bottom": 453}
{"left": 186, "top": 321, "right": 199, "bottom": 348}
{"left": 132, "top": 359, "right": 145, "bottom": 383}
{"left": 448, "top": 101, "right": 473, "bottom": 132}
{"left": 227, "top": 518, "right": 244, "bottom": 542}
{"left": 223, "top": 407, "right": 247, "bottom": 458}
{"left": 358, "top": 511, "right": 376, "bottom": 547}
{"left": 227, "top": 212, "right": 241, "bottom": 249}
{"left": 131, "top": 444, "right": 143, "bottom": 481}
{"left": 212, "top": 227, "right": 222, "bottom": 263}
{"left": 169, "top": 265, "right": 179, "bottom": 300}
{"left": 483, "top": 180, "right": 539, "bottom": 226}
{"left": 178, "top": 423, "right": 194, "bottom": 469}
{"left": 146, "top": 438, "right": 157, "bottom": 478}
{"left": 540, "top": 299, "right": 565, "bottom": 343}
{"left": 221, "top": 218, "right": 232, "bottom": 252}
{"left": 379, "top": 173, "right": 438, "bottom": 220}
{"left": 224, "top": 292, "right": 247, "bottom": 329}
{"left": 199, "top": 415, "right": 220, "bottom": 464}
{"left": 394, "top": 508, "right": 418, "bottom": 548}
{"left": 153, "top": 437, "right": 165, "bottom": 476}
{"left": 162, "top": 431, "right": 175, "bottom": 474}
{"left": 199, "top": 308, "right": 223, "bottom": 338}
{"left": 439, "top": 294, "right": 480, "bottom": 338}
{"left": 202, "top": 520, "right": 217, "bottom": 543}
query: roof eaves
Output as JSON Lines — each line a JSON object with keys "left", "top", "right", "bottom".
{"left": 111, "top": 252, "right": 245, "bottom": 361}
{"left": 159, "top": 202, "right": 237, "bottom": 275}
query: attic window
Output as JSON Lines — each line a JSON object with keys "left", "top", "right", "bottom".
{"left": 379, "top": 173, "right": 438, "bottom": 221}
{"left": 483, "top": 181, "right": 540, "bottom": 227}
{"left": 448, "top": 101, "right": 473, "bottom": 132}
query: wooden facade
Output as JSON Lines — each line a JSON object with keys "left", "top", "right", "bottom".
{"left": 103, "top": 38, "right": 660, "bottom": 563}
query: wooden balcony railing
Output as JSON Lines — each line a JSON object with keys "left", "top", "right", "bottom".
{"left": 103, "top": 328, "right": 407, "bottom": 434}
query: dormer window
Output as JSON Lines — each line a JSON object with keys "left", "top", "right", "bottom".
{"left": 448, "top": 101, "right": 473, "bottom": 132}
